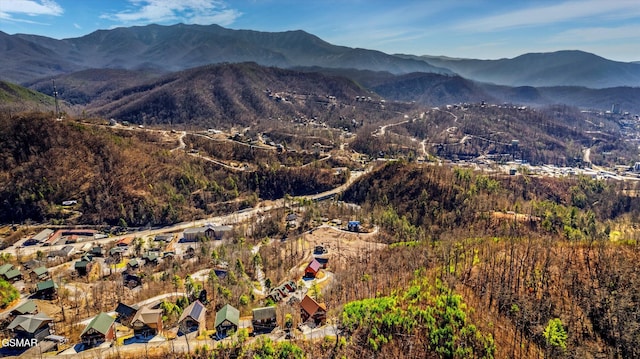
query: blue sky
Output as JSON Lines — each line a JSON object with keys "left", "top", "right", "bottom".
{"left": 1, "top": 0, "right": 639, "bottom": 62}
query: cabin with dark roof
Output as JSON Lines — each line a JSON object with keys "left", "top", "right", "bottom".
{"left": 74, "top": 260, "right": 92, "bottom": 276}
{"left": 114, "top": 302, "right": 138, "bottom": 325}
{"left": 123, "top": 273, "right": 142, "bottom": 288}
{"left": 90, "top": 246, "right": 105, "bottom": 257}
{"left": 178, "top": 300, "right": 207, "bottom": 335}
{"left": 23, "top": 260, "right": 43, "bottom": 271}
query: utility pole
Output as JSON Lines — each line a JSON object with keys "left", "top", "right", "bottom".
{"left": 52, "top": 80, "right": 60, "bottom": 119}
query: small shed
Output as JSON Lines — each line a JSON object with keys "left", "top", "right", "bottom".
{"left": 347, "top": 221, "right": 361, "bottom": 232}
{"left": 74, "top": 260, "right": 91, "bottom": 276}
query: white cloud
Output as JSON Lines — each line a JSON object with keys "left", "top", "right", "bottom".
{"left": 455, "top": 0, "right": 640, "bottom": 32}
{"left": 0, "top": 0, "right": 63, "bottom": 21}
{"left": 549, "top": 24, "right": 640, "bottom": 44}
{"left": 101, "top": 0, "right": 242, "bottom": 26}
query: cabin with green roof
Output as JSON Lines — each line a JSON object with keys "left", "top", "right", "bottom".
{"left": 10, "top": 300, "right": 37, "bottom": 317}
{"left": 214, "top": 304, "right": 239, "bottom": 338}
{"left": 80, "top": 312, "right": 116, "bottom": 347}
{"left": 35, "top": 279, "right": 57, "bottom": 300}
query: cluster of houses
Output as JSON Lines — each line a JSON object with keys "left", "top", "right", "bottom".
{"left": 2, "top": 292, "right": 328, "bottom": 353}
{"left": 2, "top": 299, "right": 64, "bottom": 352}
{"left": 0, "top": 260, "right": 58, "bottom": 300}
{"left": 1, "top": 220, "right": 341, "bottom": 355}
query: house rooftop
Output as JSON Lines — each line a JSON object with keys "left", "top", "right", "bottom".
{"left": 32, "top": 266, "right": 48, "bottom": 277}
{"left": 12, "top": 300, "right": 37, "bottom": 315}
{"left": 300, "top": 295, "right": 325, "bottom": 317}
{"left": 307, "top": 259, "right": 322, "bottom": 273}
{"left": 131, "top": 306, "right": 163, "bottom": 326}
{"left": 252, "top": 306, "right": 276, "bottom": 321}
{"left": 32, "top": 229, "right": 54, "bottom": 242}
{"left": 115, "top": 302, "right": 138, "bottom": 319}
{"left": 81, "top": 312, "right": 115, "bottom": 337}
{"left": 4, "top": 268, "right": 21, "bottom": 280}
{"left": 214, "top": 304, "right": 239, "bottom": 328}
{"left": 36, "top": 279, "right": 57, "bottom": 291}
{"left": 7, "top": 313, "right": 52, "bottom": 333}
{"left": 75, "top": 261, "right": 90, "bottom": 269}
{"left": 0, "top": 263, "right": 13, "bottom": 275}
{"left": 179, "top": 300, "right": 207, "bottom": 324}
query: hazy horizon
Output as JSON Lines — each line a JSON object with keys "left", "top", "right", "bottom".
{"left": 1, "top": 0, "right": 639, "bottom": 62}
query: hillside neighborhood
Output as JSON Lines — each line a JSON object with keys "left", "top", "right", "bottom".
{"left": 0, "top": 205, "right": 370, "bottom": 357}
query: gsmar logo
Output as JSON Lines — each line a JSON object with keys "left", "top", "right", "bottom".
{"left": 1, "top": 338, "right": 38, "bottom": 348}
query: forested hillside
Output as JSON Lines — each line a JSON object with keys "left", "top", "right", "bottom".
{"left": 0, "top": 112, "right": 346, "bottom": 226}
{"left": 333, "top": 161, "right": 640, "bottom": 358}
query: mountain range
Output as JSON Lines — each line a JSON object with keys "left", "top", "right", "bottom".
{"left": 2, "top": 23, "right": 640, "bottom": 90}
{"left": 400, "top": 51, "right": 640, "bottom": 88}
{"left": 1, "top": 23, "right": 449, "bottom": 84}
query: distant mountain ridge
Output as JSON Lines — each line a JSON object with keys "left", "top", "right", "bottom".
{"left": 0, "top": 23, "right": 450, "bottom": 84}
{"left": 399, "top": 51, "right": 640, "bottom": 89}
{"left": 4, "top": 23, "right": 639, "bottom": 89}
{"left": 73, "top": 62, "right": 387, "bottom": 127}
